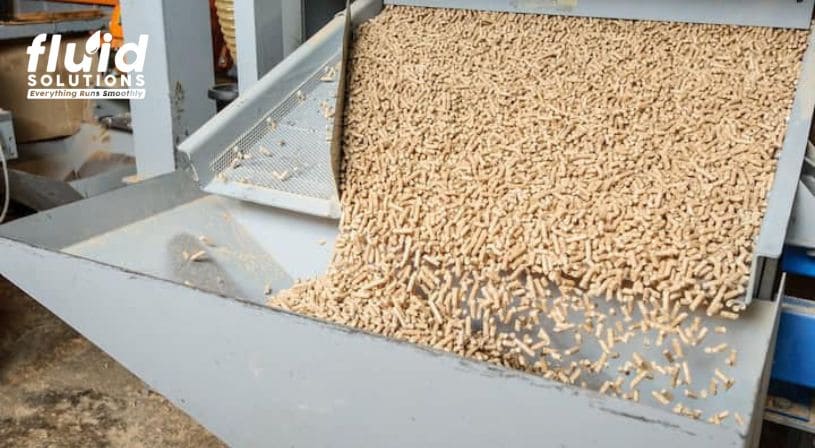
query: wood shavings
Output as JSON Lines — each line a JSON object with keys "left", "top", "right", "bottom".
{"left": 320, "top": 100, "right": 336, "bottom": 119}
{"left": 273, "top": 170, "right": 291, "bottom": 181}
{"left": 320, "top": 65, "right": 338, "bottom": 82}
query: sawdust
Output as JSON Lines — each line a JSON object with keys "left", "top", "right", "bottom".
{"left": 0, "top": 278, "right": 224, "bottom": 447}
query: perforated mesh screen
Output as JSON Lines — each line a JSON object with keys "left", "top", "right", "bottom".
{"left": 209, "top": 57, "right": 342, "bottom": 203}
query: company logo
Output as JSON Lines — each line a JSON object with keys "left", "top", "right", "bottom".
{"left": 25, "top": 31, "right": 148, "bottom": 100}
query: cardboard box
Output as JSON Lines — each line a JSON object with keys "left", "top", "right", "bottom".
{"left": 0, "top": 36, "right": 93, "bottom": 143}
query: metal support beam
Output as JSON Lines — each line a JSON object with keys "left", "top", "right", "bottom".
{"left": 304, "top": 0, "right": 347, "bottom": 38}
{"left": 120, "top": 0, "right": 215, "bottom": 180}
{"left": 282, "top": 0, "right": 304, "bottom": 56}
{"left": 386, "top": 0, "right": 815, "bottom": 29}
{"left": 235, "top": 0, "right": 303, "bottom": 93}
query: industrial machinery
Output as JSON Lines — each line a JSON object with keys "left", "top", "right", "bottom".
{"left": 1, "top": 0, "right": 815, "bottom": 446}
{"left": 764, "top": 141, "right": 815, "bottom": 431}
{"left": 188, "top": 0, "right": 351, "bottom": 218}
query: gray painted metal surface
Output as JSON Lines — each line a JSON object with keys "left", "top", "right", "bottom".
{"left": 6, "top": 169, "right": 83, "bottom": 211}
{"left": 120, "top": 0, "right": 215, "bottom": 180}
{"left": 236, "top": 0, "right": 283, "bottom": 93}
{"left": 305, "top": 0, "right": 348, "bottom": 38}
{"left": 0, "top": 109, "right": 17, "bottom": 160}
{"left": 755, "top": 29, "right": 815, "bottom": 259}
{"left": 786, "top": 180, "right": 815, "bottom": 249}
{"left": 0, "top": 238, "right": 760, "bottom": 448}
{"left": 281, "top": 0, "right": 304, "bottom": 57}
{"left": 234, "top": 0, "right": 306, "bottom": 93}
{"left": 0, "top": 172, "right": 336, "bottom": 298}
{"left": 385, "top": 0, "right": 815, "bottom": 29}
{"left": 0, "top": 172, "right": 785, "bottom": 447}
{"left": 785, "top": 144, "right": 815, "bottom": 249}
{"left": 180, "top": 0, "right": 382, "bottom": 218}
{"left": 208, "top": 53, "right": 342, "bottom": 217}
{"left": 743, "top": 26, "right": 815, "bottom": 302}
{"left": 68, "top": 164, "right": 135, "bottom": 199}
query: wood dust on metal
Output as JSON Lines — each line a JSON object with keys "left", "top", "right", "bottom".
{"left": 267, "top": 5, "right": 809, "bottom": 423}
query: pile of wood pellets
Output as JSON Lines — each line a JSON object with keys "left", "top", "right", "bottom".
{"left": 269, "top": 6, "right": 809, "bottom": 423}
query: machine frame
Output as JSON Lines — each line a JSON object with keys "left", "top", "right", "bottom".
{"left": 2, "top": 0, "right": 815, "bottom": 445}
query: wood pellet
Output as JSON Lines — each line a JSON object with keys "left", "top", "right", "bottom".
{"left": 187, "top": 250, "right": 209, "bottom": 262}
{"left": 267, "top": 5, "right": 808, "bottom": 423}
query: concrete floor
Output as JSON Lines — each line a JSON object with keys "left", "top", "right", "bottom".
{"left": 0, "top": 276, "right": 224, "bottom": 447}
